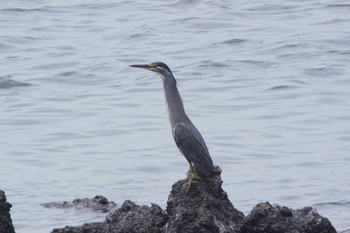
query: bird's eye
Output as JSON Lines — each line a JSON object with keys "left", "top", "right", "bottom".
{"left": 150, "top": 64, "right": 158, "bottom": 68}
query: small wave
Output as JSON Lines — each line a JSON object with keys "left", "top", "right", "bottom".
{"left": 0, "top": 76, "right": 31, "bottom": 89}
{"left": 268, "top": 85, "right": 292, "bottom": 91}
{"left": 327, "top": 4, "right": 350, "bottom": 8}
{"left": 215, "top": 39, "right": 247, "bottom": 45}
{"left": 313, "top": 200, "right": 350, "bottom": 207}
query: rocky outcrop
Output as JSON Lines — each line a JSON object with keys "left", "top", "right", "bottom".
{"left": 165, "top": 168, "right": 244, "bottom": 233}
{"left": 1, "top": 168, "right": 337, "bottom": 233}
{"left": 237, "top": 202, "right": 336, "bottom": 233}
{"left": 0, "top": 189, "right": 15, "bottom": 233}
{"left": 42, "top": 195, "right": 116, "bottom": 213}
{"left": 51, "top": 167, "right": 336, "bottom": 233}
{"left": 106, "top": 200, "right": 168, "bottom": 233}
{"left": 52, "top": 200, "right": 167, "bottom": 233}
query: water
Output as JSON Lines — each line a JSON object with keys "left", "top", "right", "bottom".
{"left": 1, "top": 0, "right": 350, "bottom": 232}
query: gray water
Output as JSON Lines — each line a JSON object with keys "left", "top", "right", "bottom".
{"left": 1, "top": 0, "right": 350, "bottom": 232}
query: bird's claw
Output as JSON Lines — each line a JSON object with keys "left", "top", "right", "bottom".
{"left": 182, "top": 164, "right": 202, "bottom": 191}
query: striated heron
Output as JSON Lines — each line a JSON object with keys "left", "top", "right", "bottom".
{"left": 130, "top": 62, "right": 214, "bottom": 190}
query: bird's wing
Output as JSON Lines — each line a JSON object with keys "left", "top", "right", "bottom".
{"left": 173, "top": 122, "right": 213, "bottom": 175}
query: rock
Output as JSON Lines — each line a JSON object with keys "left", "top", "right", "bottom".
{"left": 0, "top": 189, "right": 15, "bottom": 233}
{"left": 105, "top": 200, "right": 168, "bottom": 233}
{"left": 52, "top": 222, "right": 106, "bottom": 233}
{"left": 42, "top": 195, "right": 116, "bottom": 213}
{"left": 164, "top": 166, "right": 245, "bottom": 233}
{"left": 51, "top": 166, "right": 337, "bottom": 233}
{"left": 52, "top": 200, "right": 167, "bottom": 233}
{"left": 237, "top": 202, "right": 337, "bottom": 233}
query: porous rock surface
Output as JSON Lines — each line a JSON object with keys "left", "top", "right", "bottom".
{"left": 42, "top": 195, "right": 116, "bottom": 213}
{"left": 50, "top": 167, "right": 336, "bottom": 233}
{"left": 0, "top": 189, "right": 15, "bottom": 233}
{"left": 2, "top": 166, "right": 335, "bottom": 233}
{"left": 51, "top": 200, "right": 167, "bottom": 233}
{"left": 237, "top": 202, "right": 337, "bottom": 233}
{"left": 165, "top": 167, "right": 244, "bottom": 233}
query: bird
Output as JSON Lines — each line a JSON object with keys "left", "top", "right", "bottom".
{"left": 130, "top": 62, "right": 215, "bottom": 190}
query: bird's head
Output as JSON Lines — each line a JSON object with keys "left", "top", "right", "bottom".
{"left": 130, "top": 62, "right": 175, "bottom": 83}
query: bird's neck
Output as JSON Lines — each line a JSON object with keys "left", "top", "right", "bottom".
{"left": 163, "top": 82, "right": 187, "bottom": 127}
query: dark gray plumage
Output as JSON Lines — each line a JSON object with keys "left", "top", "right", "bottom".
{"left": 130, "top": 62, "right": 214, "bottom": 187}
{"left": 173, "top": 121, "right": 213, "bottom": 176}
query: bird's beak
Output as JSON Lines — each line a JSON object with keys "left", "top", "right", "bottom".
{"left": 130, "top": 64, "right": 151, "bottom": 69}
{"left": 130, "top": 64, "right": 159, "bottom": 73}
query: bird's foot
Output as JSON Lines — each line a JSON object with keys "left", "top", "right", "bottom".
{"left": 182, "top": 166, "right": 202, "bottom": 191}
{"left": 182, "top": 177, "right": 199, "bottom": 191}
{"left": 192, "top": 171, "right": 202, "bottom": 181}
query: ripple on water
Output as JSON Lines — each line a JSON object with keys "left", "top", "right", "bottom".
{"left": 0, "top": 76, "right": 31, "bottom": 89}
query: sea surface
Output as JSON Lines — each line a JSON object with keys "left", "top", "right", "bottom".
{"left": 1, "top": 0, "right": 350, "bottom": 232}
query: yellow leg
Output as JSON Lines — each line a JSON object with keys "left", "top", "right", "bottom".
{"left": 183, "top": 164, "right": 201, "bottom": 191}
{"left": 186, "top": 163, "right": 194, "bottom": 179}
{"left": 191, "top": 166, "right": 202, "bottom": 181}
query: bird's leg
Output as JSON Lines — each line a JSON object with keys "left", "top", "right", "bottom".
{"left": 191, "top": 166, "right": 202, "bottom": 181}
{"left": 186, "top": 163, "right": 194, "bottom": 179}
{"left": 183, "top": 164, "right": 200, "bottom": 191}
